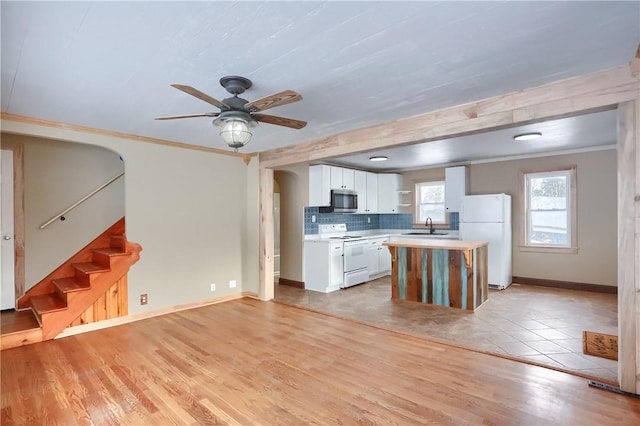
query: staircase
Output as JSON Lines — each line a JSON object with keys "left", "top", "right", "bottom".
{"left": 2, "top": 219, "right": 141, "bottom": 349}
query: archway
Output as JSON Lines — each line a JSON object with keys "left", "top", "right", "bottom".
{"left": 273, "top": 167, "right": 306, "bottom": 289}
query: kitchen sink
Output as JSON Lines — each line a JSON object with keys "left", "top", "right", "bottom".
{"left": 402, "top": 232, "right": 448, "bottom": 236}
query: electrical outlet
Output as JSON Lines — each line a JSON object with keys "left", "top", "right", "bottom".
{"left": 311, "top": 215, "right": 316, "bottom": 223}
{"left": 229, "top": 280, "right": 237, "bottom": 289}
{"left": 210, "top": 283, "right": 216, "bottom": 292}
{"left": 367, "top": 217, "right": 371, "bottom": 223}
{"left": 140, "top": 293, "right": 148, "bottom": 305}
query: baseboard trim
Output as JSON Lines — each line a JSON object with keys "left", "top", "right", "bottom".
{"left": 512, "top": 276, "right": 617, "bottom": 294}
{"left": 56, "top": 292, "right": 256, "bottom": 339}
{"left": 278, "top": 278, "right": 305, "bottom": 289}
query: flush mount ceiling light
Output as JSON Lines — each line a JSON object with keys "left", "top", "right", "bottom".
{"left": 369, "top": 156, "right": 388, "bottom": 162}
{"left": 513, "top": 132, "right": 542, "bottom": 141}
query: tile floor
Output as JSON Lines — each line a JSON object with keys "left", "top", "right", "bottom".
{"left": 274, "top": 278, "right": 618, "bottom": 384}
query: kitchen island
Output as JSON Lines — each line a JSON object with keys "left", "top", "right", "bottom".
{"left": 383, "top": 239, "right": 489, "bottom": 311}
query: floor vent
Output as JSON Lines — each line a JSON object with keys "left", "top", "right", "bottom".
{"left": 583, "top": 331, "right": 617, "bottom": 360}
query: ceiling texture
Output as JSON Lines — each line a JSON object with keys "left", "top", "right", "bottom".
{"left": 2, "top": 1, "right": 639, "bottom": 171}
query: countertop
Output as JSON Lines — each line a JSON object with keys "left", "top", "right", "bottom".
{"left": 383, "top": 239, "right": 488, "bottom": 250}
{"left": 304, "top": 229, "right": 459, "bottom": 241}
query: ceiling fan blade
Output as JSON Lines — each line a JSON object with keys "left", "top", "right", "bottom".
{"left": 170, "top": 84, "right": 230, "bottom": 109}
{"left": 155, "top": 112, "right": 220, "bottom": 120}
{"left": 244, "top": 90, "right": 302, "bottom": 112}
{"left": 253, "top": 113, "right": 307, "bottom": 129}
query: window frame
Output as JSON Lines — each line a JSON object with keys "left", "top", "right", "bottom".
{"left": 520, "top": 166, "right": 577, "bottom": 254}
{"left": 414, "top": 180, "right": 448, "bottom": 226}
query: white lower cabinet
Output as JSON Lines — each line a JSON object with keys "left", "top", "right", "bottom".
{"left": 379, "top": 243, "right": 392, "bottom": 273}
{"left": 304, "top": 240, "right": 343, "bottom": 293}
{"left": 366, "top": 237, "right": 391, "bottom": 278}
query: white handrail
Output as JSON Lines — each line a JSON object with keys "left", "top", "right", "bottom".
{"left": 39, "top": 172, "right": 124, "bottom": 229}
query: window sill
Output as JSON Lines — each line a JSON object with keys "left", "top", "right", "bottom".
{"left": 519, "top": 245, "right": 578, "bottom": 254}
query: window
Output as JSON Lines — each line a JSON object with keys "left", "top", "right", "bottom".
{"left": 415, "top": 181, "right": 446, "bottom": 224}
{"left": 523, "top": 168, "right": 576, "bottom": 252}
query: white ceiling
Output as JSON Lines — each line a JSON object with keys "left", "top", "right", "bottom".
{"left": 2, "top": 1, "right": 638, "bottom": 170}
{"left": 325, "top": 108, "right": 618, "bottom": 171}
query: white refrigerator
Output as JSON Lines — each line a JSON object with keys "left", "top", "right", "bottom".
{"left": 459, "top": 194, "right": 512, "bottom": 290}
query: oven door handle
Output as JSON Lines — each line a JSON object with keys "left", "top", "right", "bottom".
{"left": 344, "top": 240, "right": 369, "bottom": 248}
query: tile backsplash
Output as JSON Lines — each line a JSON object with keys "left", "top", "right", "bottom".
{"left": 304, "top": 207, "right": 459, "bottom": 234}
{"left": 304, "top": 207, "right": 383, "bottom": 234}
{"left": 449, "top": 212, "right": 459, "bottom": 230}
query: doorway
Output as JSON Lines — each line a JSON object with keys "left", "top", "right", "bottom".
{"left": 273, "top": 167, "right": 306, "bottom": 288}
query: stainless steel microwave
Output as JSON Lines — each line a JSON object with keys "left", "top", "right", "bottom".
{"left": 320, "top": 189, "right": 358, "bottom": 213}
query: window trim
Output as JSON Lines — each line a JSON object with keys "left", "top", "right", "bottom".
{"left": 414, "top": 180, "right": 448, "bottom": 226}
{"left": 520, "top": 166, "right": 578, "bottom": 254}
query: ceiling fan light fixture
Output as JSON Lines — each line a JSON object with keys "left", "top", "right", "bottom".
{"left": 158, "top": 77, "right": 306, "bottom": 152}
{"left": 369, "top": 156, "right": 388, "bottom": 162}
{"left": 220, "top": 118, "right": 252, "bottom": 148}
{"left": 213, "top": 111, "right": 258, "bottom": 151}
{"left": 513, "top": 132, "right": 542, "bottom": 141}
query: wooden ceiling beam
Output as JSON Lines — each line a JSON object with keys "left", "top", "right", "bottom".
{"left": 259, "top": 64, "right": 639, "bottom": 168}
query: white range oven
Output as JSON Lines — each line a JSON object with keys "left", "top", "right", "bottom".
{"left": 310, "top": 224, "right": 370, "bottom": 290}
{"left": 341, "top": 238, "right": 369, "bottom": 288}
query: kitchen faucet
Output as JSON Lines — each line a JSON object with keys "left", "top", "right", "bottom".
{"left": 425, "top": 217, "right": 434, "bottom": 234}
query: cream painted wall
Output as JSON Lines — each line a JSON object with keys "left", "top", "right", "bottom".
{"left": 402, "top": 167, "right": 446, "bottom": 193}
{"left": 109, "top": 142, "right": 251, "bottom": 311}
{"left": 11, "top": 134, "right": 125, "bottom": 288}
{"left": 274, "top": 164, "right": 308, "bottom": 283}
{"left": 403, "top": 149, "right": 618, "bottom": 286}
{"left": 2, "top": 120, "right": 259, "bottom": 313}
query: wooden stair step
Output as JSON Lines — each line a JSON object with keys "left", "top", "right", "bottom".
{"left": 53, "top": 277, "right": 90, "bottom": 293}
{"left": 110, "top": 235, "right": 125, "bottom": 250}
{"left": 72, "top": 262, "right": 111, "bottom": 274}
{"left": 0, "top": 309, "right": 41, "bottom": 334}
{"left": 31, "top": 294, "right": 67, "bottom": 315}
{"left": 93, "top": 247, "right": 128, "bottom": 256}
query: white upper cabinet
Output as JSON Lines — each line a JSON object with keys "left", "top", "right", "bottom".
{"left": 330, "top": 166, "right": 355, "bottom": 190}
{"left": 354, "top": 170, "right": 378, "bottom": 213}
{"left": 445, "top": 166, "right": 469, "bottom": 213}
{"left": 377, "top": 173, "right": 401, "bottom": 213}
{"left": 365, "top": 172, "right": 378, "bottom": 213}
{"left": 309, "top": 165, "right": 332, "bottom": 206}
{"left": 310, "top": 165, "right": 401, "bottom": 214}
{"left": 310, "top": 165, "right": 358, "bottom": 206}
{"left": 354, "top": 170, "right": 367, "bottom": 213}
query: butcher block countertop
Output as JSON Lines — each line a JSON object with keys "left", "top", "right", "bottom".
{"left": 384, "top": 239, "right": 488, "bottom": 250}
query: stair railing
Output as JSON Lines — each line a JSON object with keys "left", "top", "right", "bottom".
{"left": 39, "top": 172, "right": 124, "bottom": 229}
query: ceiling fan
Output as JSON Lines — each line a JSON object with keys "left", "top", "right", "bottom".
{"left": 155, "top": 76, "right": 306, "bottom": 151}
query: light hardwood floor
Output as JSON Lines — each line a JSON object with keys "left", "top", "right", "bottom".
{"left": 2, "top": 298, "right": 638, "bottom": 425}
{"left": 275, "top": 279, "right": 620, "bottom": 383}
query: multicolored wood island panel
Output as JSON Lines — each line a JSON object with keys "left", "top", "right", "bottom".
{"left": 384, "top": 239, "right": 489, "bottom": 311}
